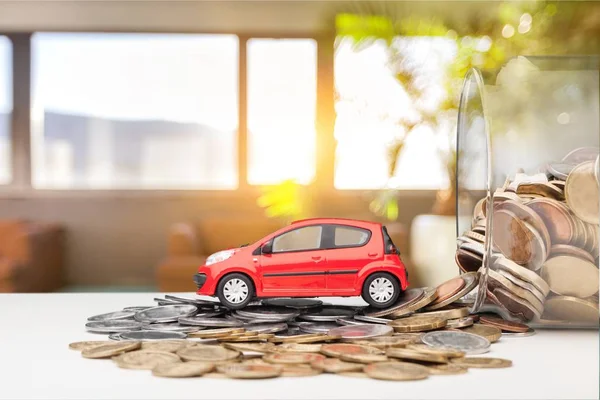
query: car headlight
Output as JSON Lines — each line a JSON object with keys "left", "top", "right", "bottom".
{"left": 205, "top": 250, "right": 235, "bottom": 266}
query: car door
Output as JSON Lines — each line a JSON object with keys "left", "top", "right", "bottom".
{"left": 324, "top": 224, "right": 380, "bottom": 293}
{"left": 259, "top": 224, "right": 328, "bottom": 295}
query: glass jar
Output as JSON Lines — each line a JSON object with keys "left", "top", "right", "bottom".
{"left": 456, "top": 56, "right": 600, "bottom": 328}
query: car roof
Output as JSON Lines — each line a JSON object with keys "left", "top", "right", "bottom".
{"left": 290, "top": 217, "right": 382, "bottom": 229}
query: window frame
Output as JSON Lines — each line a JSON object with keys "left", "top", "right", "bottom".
{"left": 270, "top": 224, "right": 324, "bottom": 254}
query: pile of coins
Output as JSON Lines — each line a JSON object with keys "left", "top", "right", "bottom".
{"left": 457, "top": 147, "right": 600, "bottom": 326}
{"left": 72, "top": 280, "right": 523, "bottom": 380}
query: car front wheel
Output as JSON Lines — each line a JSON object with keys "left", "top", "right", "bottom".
{"left": 361, "top": 272, "right": 401, "bottom": 308}
{"left": 216, "top": 273, "right": 254, "bottom": 309}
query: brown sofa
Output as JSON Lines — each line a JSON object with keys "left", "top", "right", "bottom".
{"left": 0, "top": 220, "right": 66, "bottom": 292}
{"left": 156, "top": 217, "right": 410, "bottom": 293}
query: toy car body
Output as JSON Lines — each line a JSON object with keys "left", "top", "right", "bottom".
{"left": 194, "top": 218, "right": 408, "bottom": 309}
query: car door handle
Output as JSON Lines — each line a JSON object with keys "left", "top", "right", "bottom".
{"left": 312, "top": 256, "right": 324, "bottom": 262}
{"left": 368, "top": 253, "right": 379, "bottom": 257}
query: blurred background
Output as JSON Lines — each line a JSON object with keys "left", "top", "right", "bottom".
{"left": 0, "top": 0, "right": 598, "bottom": 293}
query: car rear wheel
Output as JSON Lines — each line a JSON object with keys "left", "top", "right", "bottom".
{"left": 216, "top": 273, "right": 254, "bottom": 309}
{"left": 361, "top": 272, "right": 401, "bottom": 308}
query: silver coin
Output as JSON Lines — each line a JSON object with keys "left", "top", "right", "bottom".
{"left": 502, "top": 328, "right": 536, "bottom": 338}
{"left": 336, "top": 318, "right": 365, "bottom": 326}
{"left": 272, "top": 327, "right": 302, "bottom": 338}
{"left": 154, "top": 298, "right": 182, "bottom": 305}
{"left": 353, "top": 315, "right": 394, "bottom": 325}
{"left": 164, "top": 294, "right": 219, "bottom": 306}
{"left": 119, "top": 330, "right": 187, "bottom": 341}
{"left": 285, "top": 319, "right": 305, "bottom": 327}
{"left": 329, "top": 324, "right": 393, "bottom": 339}
{"left": 87, "top": 310, "right": 135, "bottom": 322}
{"left": 178, "top": 316, "right": 243, "bottom": 328}
{"left": 562, "top": 147, "right": 600, "bottom": 164}
{"left": 446, "top": 317, "right": 474, "bottom": 329}
{"left": 363, "top": 288, "right": 424, "bottom": 318}
{"left": 235, "top": 306, "right": 300, "bottom": 321}
{"left": 245, "top": 322, "right": 288, "bottom": 334}
{"left": 232, "top": 311, "right": 292, "bottom": 324}
{"left": 421, "top": 331, "right": 490, "bottom": 355}
{"left": 108, "top": 333, "right": 124, "bottom": 341}
{"left": 546, "top": 162, "right": 573, "bottom": 180}
{"left": 298, "top": 307, "right": 355, "bottom": 322}
{"left": 261, "top": 298, "right": 323, "bottom": 309}
{"left": 298, "top": 322, "right": 340, "bottom": 334}
{"left": 85, "top": 320, "right": 143, "bottom": 333}
{"left": 134, "top": 305, "right": 198, "bottom": 323}
{"left": 122, "top": 306, "right": 154, "bottom": 312}
{"left": 141, "top": 323, "right": 201, "bottom": 333}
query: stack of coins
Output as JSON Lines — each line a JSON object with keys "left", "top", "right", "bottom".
{"left": 456, "top": 147, "right": 600, "bottom": 326}
{"left": 73, "top": 283, "right": 521, "bottom": 380}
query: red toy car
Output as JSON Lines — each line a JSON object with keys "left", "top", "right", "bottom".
{"left": 194, "top": 218, "right": 408, "bottom": 309}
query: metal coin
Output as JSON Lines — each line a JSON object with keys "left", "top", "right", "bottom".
{"left": 388, "top": 316, "right": 447, "bottom": 333}
{"left": 546, "top": 162, "right": 573, "bottom": 180}
{"left": 310, "top": 358, "right": 363, "bottom": 373}
{"left": 134, "top": 305, "right": 198, "bottom": 324}
{"left": 502, "top": 328, "right": 536, "bottom": 338}
{"left": 298, "top": 322, "right": 340, "bottom": 334}
{"left": 154, "top": 298, "right": 182, "bottom": 305}
{"left": 122, "top": 306, "right": 154, "bottom": 312}
{"left": 178, "top": 316, "right": 243, "bottom": 328}
{"left": 113, "top": 350, "right": 181, "bottom": 370}
{"left": 455, "top": 248, "right": 483, "bottom": 273}
{"left": 108, "top": 333, "right": 124, "bottom": 341}
{"left": 479, "top": 315, "right": 530, "bottom": 333}
{"left": 347, "top": 334, "right": 422, "bottom": 348}
{"left": 486, "top": 269, "right": 545, "bottom": 314}
{"left": 119, "top": 330, "right": 187, "bottom": 341}
{"left": 425, "top": 272, "right": 479, "bottom": 311}
{"left": 491, "top": 288, "right": 541, "bottom": 321}
{"left": 338, "top": 352, "right": 388, "bottom": 364}
{"left": 363, "top": 288, "right": 424, "bottom": 318}
{"left": 566, "top": 161, "right": 599, "bottom": 224}
{"left": 458, "top": 323, "right": 502, "bottom": 343}
{"left": 177, "top": 345, "right": 241, "bottom": 362}
{"left": 562, "top": 147, "right": 600, "bottom": 164}
{"left": 263, "top": 352, "right": 325, "bottom": 365}
{"left": 320, "top": 343, "right": 384, "bottom": 358}
{"left": 406, "top": 343, "right": 465, "bottom": 358}
{"left": 516, "top": 182, "right": 564, "bottom": 201}
{"left": 231, "top": 311, "right": 291, "bottom": 324}
{"left": 274, "top": 343, "right": 322, "bottom": 353}
{"left": 492, "top": 209, "right": 537, "bottom": 266}
{"left": 81, "top": 341, "right": 141, "bottom": 359}
{"left": 187, "top": 327, "right": 245, "bottom": 339}
{"left": 141, "top": 323, "right": 200, "bottom": 333}
{"left": 543, "top": 296, "right": 599, "bottom": 324}
{"left": 141, "top": 340, "right": 190, "bottom": 353}
{"left": 85, "top": 320, "right": 143, "bottom": 333}
{"left": 297, "top": 307, "right": 355, "bottom": 322}
{"left": 421, "top": 331, "right": 490, "bottom": 355}
{"left": 493, "top": 255, "right": 550, "bottom": 296}
{"left": 217, "top": 363, "right": 282, "bottom": 379}
{"left": 386, "top": 347, "right": 448, "bottom": 364}
{"left": 527, "top": 198, "right": 576, "bottom": 245}
{"left": 87, "top": 310, "right": 135, "bottom": 322}
{"left": 425, "top": 364, "right": 468, "bottom": 375}
{"left": 164, "top": 294, "right": 219, "bottom": 306}
{"left": 416, "top": 307, "right": 470, "bottom": 320}
{"left": 261, "top": 298, "right": 323, "bottom": 309}
{"left": 268, "top": 333, "right": 331, "bottom": 344}
{"left": 541, "top": 255, "right": 599, "bottom": 298}
{"left": 235, "top": 306, "right": 299, "bottom": 321}
{"left": 353, "top": 315, "right": 394, "bottom": 325}
{"left": 222, "top": 342, "right": 276, "bottom": 353}
{"left": 245, "top": 323, "right": 288, "bottom": 334}
{"left": 429, "top": 278, "right": 465, "bottom": 307}
{"left": 68, "top": 341, "right": 112, "bottom": 351}
{"left": 364, "top": 361, "right": 429, "bottom": 381}
{"left": 270, "top": 327, "right": 302, "bottom": 338}
{"left": 328, "top": 324, "right": 393, "bottom": 339}
{"left": 446, "top": 317, "right": 474, "bottom": 329}
{"left": 152, "top": 361, "right": 215, "bottom": 378}
{"left": 449, "top": 357, "right": 512, "bottom": 368}
{"left": 336, "top": 318, "right": 365, "bottom": 326}
{"left": 496, "top": 269, "right": 546, "bottom": 304}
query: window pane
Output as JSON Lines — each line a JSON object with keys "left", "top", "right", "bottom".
{"left": 32, "top": 33, "right": 238, "bottom": 189}
{"left": 273, "top": 226, "right": 322, "bottom": 252}
{"left": 334, "top": 37, "right": 456, "bottom": 189}
{"left": 0, "top": 36, "right": 11, "bottom": 184}
{"left": 334, "top": 226, "right": 369, "bottom": 247}
{"left": 247, "top": 38, "right": 317, "bottom": 185}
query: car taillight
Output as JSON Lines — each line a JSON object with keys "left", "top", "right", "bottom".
{"left": 388, "top": 244, "right": 397, "bottom": 254}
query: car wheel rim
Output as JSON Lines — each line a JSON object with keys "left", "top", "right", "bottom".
{"left": 368, "top": 277, "right": 394, "bottom": 303}
{"left": 223, "top": 278, "right": 249, "bottom": 304}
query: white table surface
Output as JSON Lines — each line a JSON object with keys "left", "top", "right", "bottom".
{"left": 1, "top": 292, "right": 598, "bottom": 400}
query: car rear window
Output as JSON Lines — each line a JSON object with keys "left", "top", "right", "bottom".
{"left": 334, "top": 226, "right": 370, "bottom": 247}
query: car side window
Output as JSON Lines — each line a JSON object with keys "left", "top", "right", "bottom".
{"left": 272, "top": 226, "right": 322, "bottom": 253}
{"left": 334, "top": 226, "right": 370, "bottom": 247}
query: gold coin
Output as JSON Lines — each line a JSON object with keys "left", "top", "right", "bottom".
{"left": 338, "top": 352, "right": 388, "bottom": 364}
{"left": 81, "top": 341, "right": 141, "bottom": 359}
{"left": 273, "top": 343, "right": 322, "bottom": 353}
{"left": 222, "top": 342, "right": 275, "bottom": 353}
{"left": 176, "top": 345, "right": 240, "bottom": 362}
{"left": 406, "top": 344, "right": 465, "bottom": 358}
{"left": 487, "top": 269, "right": 545, "bottom": 314}
{"left": 280, "top": 364, "right": 322, "bottom": 377}
{"left": 337, "top": 371, "right": 369, "bottom": 378}
{"left": 389, "top": 288, "right": 438, "bottom": 317}
{"left": 152, "top": 361, "right": 214, "bottom": 378}
{"left": 218, "top": 334, "right": 274, "bottom": 342}
{"left": 543, "top": 296, "right": 600, "bottom": 324}
{"left": 68, "top": 341, "right": 112, "bottom": 351}
{"left": 494, "top": 255, "right": 550, "bottom": 296}
{"left": 187, "top": 328, "right": 245, "bottom": 339}
{"left": 346, "top": 335, "right": 420, "bottom": 349}
{"left": 446, "top": 317, "right": 474, "bottom": 329}
{"left": 269, "top": 333, "right": 331, "bottom": 344}
{"left": 459, "top": 324, "right": 502, "bottom": 343}
{"left": 310, "top": 358, "right": 364, "bottom": 373}
{"left": 320, "top": 343, "right": 383, "bottom": 358}
{"left": 386, "top": 347, "right": 448, "bottom": 364}
{"left": 388, "top": 316, "right": 447, "bottom": 333}
{"left": 202, "top": 372, "right": 228, "bottom": 379}
{"left": 113, "top": 350, "right": 181, "bottom": 370}
{"left": 141, "top": 340, "right": 190, "bottom": 353}
{"left": 450, "top": 357, "right": 512, "bottom": 368}
{"left": 217, "top": 363, "right": 282, "bottom": 379}
{"left": 364, "top": 361, "right": 429, "bottom": 381}
{"left": 263, "top": 352, "right": 325, "bottom": 365}
{"left": 415, "top": 307, "right": 470, "bottom": 321}
{"left": 425, "top": 364, "right": 468, "bottom": 375}
{"left": 541, "top": 255, "right": 599, "bottom": 298}
{"left": 566, "top": 161, "right": 599, "bottom": 224}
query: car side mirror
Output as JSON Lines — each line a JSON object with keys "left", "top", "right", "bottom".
{"left": 261, "top": 241, "right": 273, "bottom": 254}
